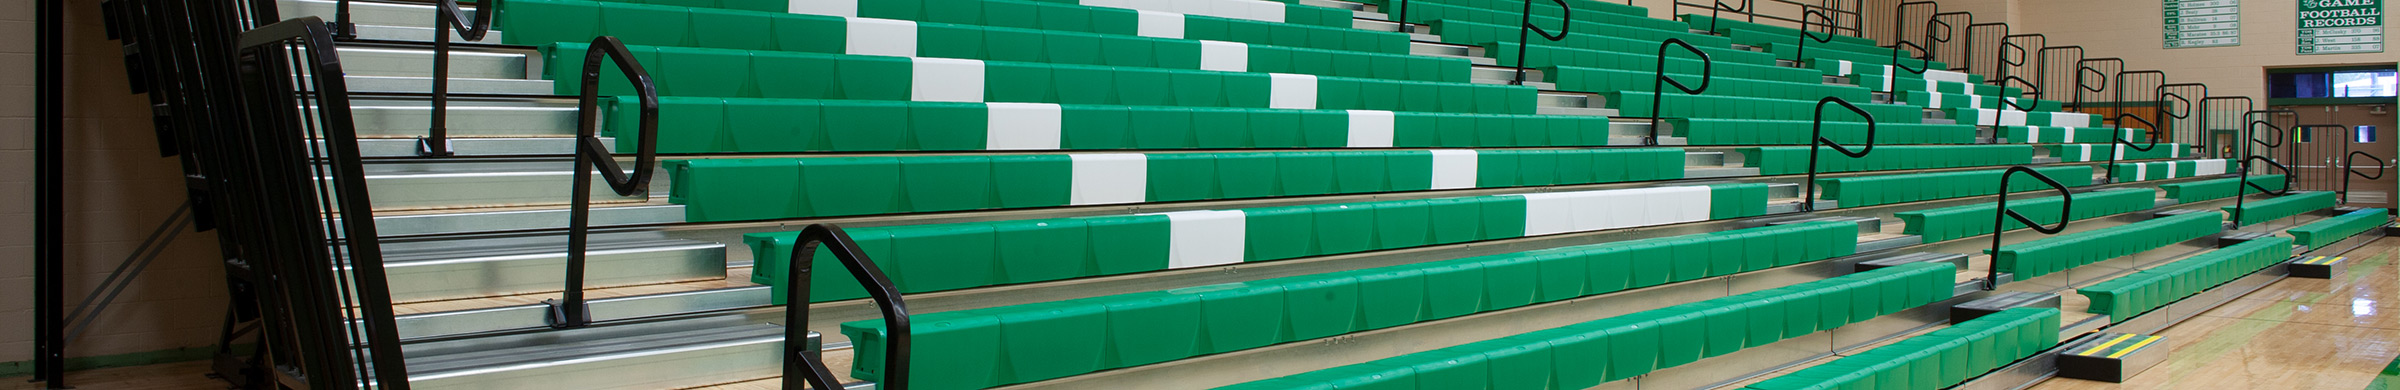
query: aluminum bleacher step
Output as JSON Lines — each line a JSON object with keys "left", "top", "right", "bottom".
{"left": 402, "top": 320, "right": 794, "bottom": 389}
{"left": 332, "top": 46, "right": 533, "bottom": 79}
{"left": 281, "top": 0, "right": 478, "bottom": 30}
{"left": 375, "top": 233, "right": 726, "bottom": 303}
{"left": 1408, "top": 41, "right": 1494, "bottom": 65}
{"left": 343, "top": 98, "right": 581, "bottom": 138}
{"left": 357, "top": 161, "right": 653, "bottom": 211}
{"left": 338, "top": 75, "right": 555, "bottom": 95}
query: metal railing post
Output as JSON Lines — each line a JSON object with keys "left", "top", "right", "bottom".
{"left": 1803, "top": 97, "right": 1877, "bottom": 211}
{"left": 1649, "top": 38, "right": 1713, "bottom": 146}
{"left": 552, "top": 36, "right": 660, "bottom": 329}
{"left": 1984, "top": 166, "right": 2073, "bottom": 290}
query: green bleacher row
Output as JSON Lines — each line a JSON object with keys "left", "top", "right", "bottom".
{"left": 667, "top": 148, "right": 1689, "bottom": 222}
{"left": 511, "top": 0, "right": 1401, "bottom": 54}
{"left": 2113, "top": 159, "right": 2233, "bottom": 183}
{"left": 1494, "top": 44, "right": 1823, "bottom": 84}
{"left": 542, "top": 43, "right": 1538, "bottom": 114}
{"left": 1812, "top": 62, "right": 1988, "bottom": 94}
{"left": 746, "top": 184, "right": 1770, "bottom": 303}
{"left": 1550, "top": 64, "right": 1872, "bottom": 102}
{"left": 1991, "top": 212, "right": 2223, "bottom": 281}
{"left": 2288, "top": 208, "right": 2390, "bottom": 250}
{"left": 2003, "top": 126, "right": 2143, "bottom": 144}
{"left": 1898, "top": 189, "right": 2158, "bottom": 243}
{"left": 1366, "top": 0, "right": 1693, "bottom": 42}
{"left": 562, "top": 0, "right": 1357, "bottom": 30}
{"left": 1605, "top": 93, "right": 1923, "bottom": 123}
{"left": 1433, "top": 19, "right": 1771, "bottom": 65}
{"left": 1742, "top": 145, "right": 2032, "bottom": 175}
{"left": 2159, "top": 175, "right": 2287, "bottom": 203}
{"left": 2076, "top": 236, "right": 2294, "bottom": 321}
{"left": 615, "top": 98, "right": 1632, "bottom": 153}
{"left": 841, "top": 222, "right": 1861, "bottom": 389}
{"left": 1671, "top": 119, "right": 1978, "bottom": 146}
{"left": 1818, "top": 165, "right": 2092, "bottom": 208}
{"left": 1950, "top": 108, "right": 2103, "bottom": 128}
{"left": 2047, "top": 143, "right": 2191, "bottom": 162}
{"left": 1213, "top": 263, "right": 1959, "bottom": 389}
{"left": 2224, "top": 191, "right": 2337, "bottom": 226}
{"left": 1679, "top": 14, "right": 1879, "bottom": 48}
{"left": 1908, "top": 91, "right": 2063, "bottom": 111}
{"left": 1745, "top": 308, "right": 2060, "bottom": 390}
{"left": 502, "top": 0, "right": 1464, "bottom": 82}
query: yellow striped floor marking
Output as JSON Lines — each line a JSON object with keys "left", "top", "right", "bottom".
{"left": 2306, "top": 256, "right": 2329, "bottom": 265}
{"left": 2079, "top": 334, "right": 2139, "bottom": 356}
{"left": 2106, "top": 335, "right": 2165, "bottom": 359}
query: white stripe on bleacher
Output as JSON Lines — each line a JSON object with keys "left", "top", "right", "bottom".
{"left": 911, "top": 58, "right": 985, "bottom": 103}
{"left": 1081, "top": 0, "right": 1285, "bottom": 23}
{"left": 844, "top": 17, "right": 917, "bottom": 57}
{"left": 2055, "top": 112, "right": 2094, "bottom": 127}
{"left": 1199, "top": 40, "right": 1249, "bottom": 72}
{"left": 2196, "top": 159, "right": 2228, "bottom": 175}
{"left": 1925, "top": 69, "right": 1972, "bottom": 84}
{"left": 1968, "top": 94, "right": 1985, "bottom": 109}
{"left": 1880, "top": 65, "right": 1895, "bottom": 91}
{"left": 986, "top": 103, "right": 1063, "bottom": 150}
{"left": 1269, "top": 73, "right": 1318, "bottom": 110}
{"left": 1137, "top": 10, "right": 1186, "bottom": 39}
{"left": 2136, "top": 163, "right": 2150, "bottom": 181}
{"left": 2001, "top": 109, "right": 2028, "bottom": 127}
{"left": 1518, "top": 186, "right": 1712, "bottom": 236}
{"left": 1428, "top": 149, "right": 1478, "bottom": 190}
{"left": 788, "top": 0, "right": 856, "bottom": 17}
{"left": 1069, "top": 154, "right": 1149, "bottom": 205}
{"left": 1344, "top": 110, "right": 1396, "bottom": 148}
{"left": 1161, "top": 210, "right": 1248, "bottom": 269}
{"left": 1925, "top": 92, "right": 1944, "bottom": 109}
{"left": 2023, "top": 126, "right": 2042, "bottom": 143}
{"left": 1838, "top": 60, "right": 1853, "bottom": 76}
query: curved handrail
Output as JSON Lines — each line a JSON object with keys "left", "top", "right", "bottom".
{"left": 2232, "top": 155, "right": 2297, "bottom": 225}
{"left": 553, "top": 36, "right": 661, "bottom": 329}
{"left": 1512, "top": 0, "right": 1571, "bottom": 85}
{"left": 1392, "top": 0, "right": 1414, "bottom": 33}
{"left": 2113, "top": 69, "right": 2166, "bottom": 122}
{"left": 1648, "top": 38, "right": 1712, "bottom": 146}
{"left": 1890, "top": 41, "right": 1932, "bottom": 74}
{"left": 1892, "top": 1, "right": 1939, "bottom": 46}
{"left": 424, "top": 0, "right": 502, "bottom": 156}
{"left": 1708, "top": 0, "right": 1752, "bottom": 33}
{"left": 1984, "top": 166, "right": 2073, "bottom": 290}
{"left": 781, "top": 224, "right": 910, "bottom": 390}
{"left": 1795, "top": 9, "right": 1833, "bottom": 60}
{"left": 2105, "top": 114, "right": 2162, "bottom": 182}
{"left": 1802, "top": 97, "right": 1877, "bottom": 211}
{"left": 2152, "top": 83, "right": 2204, "bottom": 145}
{"left": 2344, "top": 151, "right": 2387, "bottom": 204}
{"left": 2242, "top": 109, "right": 2295, "bottom": 158}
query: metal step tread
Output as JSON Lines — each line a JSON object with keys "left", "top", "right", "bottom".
{"left": 405, "top": 324, "right": 782, "bottom": 386}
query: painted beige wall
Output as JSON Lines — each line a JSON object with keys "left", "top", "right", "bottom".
{"left": 1, "top": 0, "right": 232, "bottom": 365}
{"left": 1955, "top": 0, "right": 2395, "bottom": 102}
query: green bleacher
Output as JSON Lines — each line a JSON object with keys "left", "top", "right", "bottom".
{"left": 2077, "top": 236, "right": 2295, "bottom": 321}
{"left": 1744, "top": 307, "right": 2060, "bottom": 390}
{"left": 2224, "top": 191, "right": 2338, "bottom": 226}
{"left": 2289, "top": 208, "right": 2390, "bottom": 250}
{"left": 1991, "top": 212, "right": 2224, "bottom": 281}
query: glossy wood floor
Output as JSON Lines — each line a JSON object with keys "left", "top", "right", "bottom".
{"left": 2030, "top": 237, "right": 2400, "bottom": 390}
{"left": 16, "top": 238, "right": 2399, "bottom": 390}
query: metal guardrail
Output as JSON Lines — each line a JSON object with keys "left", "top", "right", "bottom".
{"left": 1512, "top": 0, "right": 1570, "bottom": 85}
{"left": 423, "top": 0, "right": 500, "bottom": 157}
{"left": 1802, "top": 96, "right": 1876, "bottom": 211}
{"left": 1648, "top": 38, "right": 1712, "bottom": 146}
{"left": 780, "top": 224, "right": 910, "bottom": 390}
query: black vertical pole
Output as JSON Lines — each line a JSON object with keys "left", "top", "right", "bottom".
{"left": 34, "top": 0, "right": 67, "bottom": 386}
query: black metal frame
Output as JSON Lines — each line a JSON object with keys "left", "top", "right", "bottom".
{"left": 550, "top": 36, "right": 662, "bottom": 329}
{"left": 2233, "top": 112, "right": 2299, "bottom": 225}
{"left": 232, "top": 16, "right": 413, "bottom": 389}
{"left": 1890, "top": 40, "right": 1932, "bottom": 74}
{"left": 780, "top": 224, "right": 911, "bottom": 390}
{"left": 1985, "top": 166, "right": 2074, "bottom": 290}
{"left": 424, "top": 0, "right": 501, "bottom": 157}
{"left": 1391, "top": 0, "right": 1414, "bottom": 33}
{"left": 2294, "top": 124, "right": 2357, "bottom": 193}
{"left": 1802, "top": 97, "right": 1877, "bottom": 211}
{"left": 1890, "top": 1, "right": 1940, "bottom": 45}
{"left": 32, "top": 0, "right": 63, "bottom": 386}
{"left": 1649, "top": 38, "right": 1713, "bottom": 146}
{"left": 1705, "top": 0, "right": 1753, "bottom": 33}
{"left": 1513, "top": 0, "right": 1570, "bottom": 85}
{"left": 2073, "top": 58, "right": 2123, "bottom": 114}
{"left": 2155, "top": 82, "right": 2208, "bottom": 148}
{"left": 2033, "top": 46, "right": 2084, "bottom": 102}
{"left": 1794, "top": 9, "right": 1834, "bottom": 60}
{"left": 2198, "top": 96, "right": 2255, "bottom": 158}
{"left": 1962, "top": 22, "right": 2008, "bottom": 79}
{"left": 1925, "top": 12, "right": 1966, "bottom": 70}
{"left": 2344, "top": 151, "right": 2387, "bottom": 204}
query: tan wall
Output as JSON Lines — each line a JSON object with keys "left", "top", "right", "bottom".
{"left": 1979, "top": 0, "right": 2395, "bottom": 102}
{"left": 1, "top": 0, "right": 232, "bottom": 365}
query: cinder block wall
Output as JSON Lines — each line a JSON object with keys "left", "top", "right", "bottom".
{"left": 1, "top": 0, "right": 231, "bottom": 367}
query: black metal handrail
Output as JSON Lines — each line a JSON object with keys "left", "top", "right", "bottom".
{"left": 1802, "top": 96, "right": 1876, "bottom": 211}
{"left": 2034, "top": 46, "right": 2084, "bottom": 102}
{"left": 1924, "top": 13, "right": 1961, "bottom": 66}
{"left": 1794, "top": 9, "right": 1833, "bottom": 60}
{"left": 331, "top": 0, "right": 355, "bottom": 39}
{"left": 233, "top": 16, "right": 410, "bottom": 389}
{"left": 2104, "top": 114, "right": 2161, "bottom": 182}
{"left": 1963, "top": 22, "right": 2007, "bottom": 75}
{"left": 1513, "top": 0, "right": 1570, "bottom": 85}
{"left": 2073, "top": 58, "right": 2123, "bottom": 113}
{"left": 2114, "top": 69, "right": 2166, "bottom": 123}
{"left": 2154, "top": 82, "right": 2207, "bottom": 146}
{"left": 551, "top": 36, "right": 661, "bottom": 329}
{"left": 2344, "top": 151, "right": 2387, "bottom": 204}
{"left": 423, "top": 0, "right": 502, "bottom": 157}
{"left": 1392, "top": 0, "right": 1414, "bottom": 33}
{"left": 1984, "top": 166, "right": 2073, "bottom": 290}
{"left": 1890, "top": 41, "right": 1931, "bottom": 74}
{"left": 1892, "top": 1, "right": 1938, "bottom": 45}
{"left": 2232, "top": 155, "right": 2297, "bottom": 225}
{"left": 781, "top": 224, "right": 909, "bottom": 390}
{"left": 1648, "top": 38, "right": 1712, "bottom": 146}
{"left": 2242, "top": 109, "right": 2295, "bottom": 159}
{"left": 1707, "top": 0, "right": 1753, "bottom": 33}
